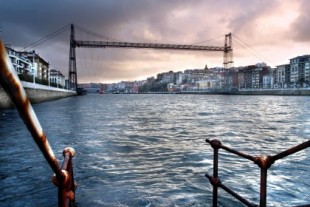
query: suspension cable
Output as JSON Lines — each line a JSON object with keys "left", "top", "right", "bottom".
{"left": 22, "top": 24, "right": 71, "bottom": 50}
{"left": 232, "top": 34, "right": 275, "bottom": 66}
{"left": 192, "top": 34, "right": 225, "bottom": 45}
{"left": 74, "top": 24, "right": 120, "bottom": 41}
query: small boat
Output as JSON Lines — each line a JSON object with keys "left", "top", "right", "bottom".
{"left": 77, "top": 87, "right": 87, "bottom": 95}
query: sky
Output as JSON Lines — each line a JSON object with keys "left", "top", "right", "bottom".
{"left": 1, "top": 0, "right": 309, "bottom": 83}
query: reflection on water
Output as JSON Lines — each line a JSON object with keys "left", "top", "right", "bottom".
{"left": 0, "top": 94, "right": 309, "bottom": 207}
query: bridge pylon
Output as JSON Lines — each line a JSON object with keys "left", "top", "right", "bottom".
{"left": 68, "top": 24, "right": 77, "bottom": 91}
{"left": 223, "top": 33, "right": 233, "bottom": 69}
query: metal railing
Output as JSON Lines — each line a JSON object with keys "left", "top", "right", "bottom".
{"left": 205, "top": 139, "right": 310, "bottom": 207}
{"left": 0, "top": 41, "right": 77, "bottom": 207}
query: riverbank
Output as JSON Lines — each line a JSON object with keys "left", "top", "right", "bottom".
{"left": 0, "top": 81, "right": 76, "bottom": 109}
{"left": 237, "top": 88, "right": 310, "bottom": 95}
{"left": 140, "top": 88, "right": 310, "bottom": 96}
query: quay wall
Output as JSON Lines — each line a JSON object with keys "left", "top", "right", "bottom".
{"left": 179, "top": 88, "right": 310, "bottom": 95}
{"left": 236, "top": 88, "right": 310, "bottom": 96}
{"left": 0, "top": 81, "right": 76, "bottom": 109}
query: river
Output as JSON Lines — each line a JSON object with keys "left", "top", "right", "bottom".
{"left": 0, "top": 94, "right": 309, "bottom": 207}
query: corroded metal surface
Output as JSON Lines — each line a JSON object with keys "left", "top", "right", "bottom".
{"left": 0, "top": 41, "right": 77, "bottom": 207}
{"left": 52, "top": 148, "right": 76, "bottom": 207}
{"left": 205, "top": 138, "right": 310, "bottom": 207}
{"left": 0, "top": 41, "right": 63, "bottom": 179}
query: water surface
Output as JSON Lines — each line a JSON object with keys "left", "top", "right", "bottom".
{"left": 0, "top": 94, "right": 309, "bottom": 206}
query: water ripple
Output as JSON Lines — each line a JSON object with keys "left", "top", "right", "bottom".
{"left": 0, "top": 94, "right": 309, "bottom": 206}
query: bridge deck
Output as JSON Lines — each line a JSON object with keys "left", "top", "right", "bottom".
{"left": 74, "top": 40, "right": 226, "bottom": 52}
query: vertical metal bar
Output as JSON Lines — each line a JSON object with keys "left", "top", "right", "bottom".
{"left": 213, "top": 147, "right": 219, "bottom": 207}
{"left": 260, "top": 168, "right": 267, "bottom": 207}
{"left": 58, "top": 186, "right": 69, "bottom": 207}
{"left": 69, "top": 159, "right": 76, "bottom": 205}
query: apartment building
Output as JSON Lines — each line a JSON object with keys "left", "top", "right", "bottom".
{"left": 5, "top": 45, "right": 33, "bottom": 75}
{"left": 5, "top": 46, "right": 50, "bottom": 83}
{"left": 50, "top": 69, "right": 66, "bottom": 87}
{"left": 290, "top": 55, "right": 310, "bottom": 87}
{"left": 238, "top": 64, "right": 269, "bottom": 88}
{"left": 275, "top": 64, "right": 290, "bottom": 88}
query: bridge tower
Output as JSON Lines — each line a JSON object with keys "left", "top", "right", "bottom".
{"left": 68, "top": 24, "right": 77, "bottom": 91}
{"left": 223, "top": 33, "right": 233, "bottom": 69}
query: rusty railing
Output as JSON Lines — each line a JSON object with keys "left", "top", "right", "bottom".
{"left": 205, "top": 139, "right": 310, "bottom": 207}
{"left": 0, "top": 41, "right": 77, "bottom": 207}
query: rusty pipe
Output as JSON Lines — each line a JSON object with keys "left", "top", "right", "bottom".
{"left": 0, "top": 41, "right": 63, "bottom": 180}
{"left": 219, "top": 182, "right": 258, "bottom": 207}
{"left": 206, "top": 139, "right": 256, "bottom": 162}
{"left": 52, "top": 148, "right": 76, "bottom": 207}
{"left": 271, "top": 140, "right": 310, "bottom": 162}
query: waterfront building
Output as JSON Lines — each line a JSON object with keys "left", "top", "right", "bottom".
{"left": 146, "top": 76, "right": 155, "bottom": 85}
{"left": 132, "top": 84, "right": 139, "bottom": 93}
{"left": 5, "top": 45, "right": 52, "bottom": 85}
{"left": 107, "top": 83, "right": 117, "bottom": 92}
{"left": 238, "top": 65, "right": 254, "bottom": 88}
{"left": 197, "top": 79, "right": 219, "bottom": 90}
{"left": 275, "top": 64, "right": 290, "bottom": 88}
{"left": 174, "top": 71, "right": 183, "bottom": 85}
{"left": 5, "top": 45, "right": 33, "bottom": 76}
{"left": 157, "top": 71, "right": 175, "bottom": 83}
{"left": 50, "top": 69, "right": 65, "bottom": 88}
{"left": 238, "top": 63, "right": 269, "bottom": 89}
{"left": 20, "top": 50, "right": 49, "bottom": 82}
{"left": 262, "top": 75, "right": 274, "bottom": 89}
{"left": 223, "top": 68, "right": 238, "bottom": 90}
{"left": 184, "top": 69, "right": 206, "bottom": 83}
{"left": 290, "top": 55, "right": 310, "bottom": 87}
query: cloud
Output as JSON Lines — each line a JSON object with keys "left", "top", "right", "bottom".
{"left": 0, "top": 0, "right": 309, "bottom": 82}
{"left": 291, "top": 1, "right": 310, "bottom": 42}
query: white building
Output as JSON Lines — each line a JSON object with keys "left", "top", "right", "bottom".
{"left": 50, "top": 69, "right": 65, "bottom": 88}
{"left": 275, "top": 64, "right": 290, "bottom": 88}
{"left": 290, "top": 55, "right": 310, "bottom": 87}
{"left": 262, "top": 75, "right": 274, "bottom": 89}
{"left": 5, "top": 45, "right": 33, "bottom": 76}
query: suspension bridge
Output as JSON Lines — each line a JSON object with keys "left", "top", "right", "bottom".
{"left": 23, "top": 24, "right": 235, "bottom": 92}
{"left": 68, "top": 24, "right": 233, "bottom": 92}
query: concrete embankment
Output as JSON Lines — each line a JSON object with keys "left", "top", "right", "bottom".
{"left": 237, "top": 88, "right": 310, "bottom": 96}
{"left": 0, "top": 81, "right": 76, "bottom": 109}
{"left": 180, "top": 88, "right": 310, "bottom": 95}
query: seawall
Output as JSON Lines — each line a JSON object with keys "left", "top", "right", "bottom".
{"left": 237, "top": 88, "right": 310, "bottom": 96}
{"left": 0, "top": 81, "right": 76, "bottom": 109}
{"left": 178, "top": 88, "right": 310, "bottom": 95}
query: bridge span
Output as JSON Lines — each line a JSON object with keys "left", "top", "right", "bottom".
{"left": 68, "top": 24, "right": 233, "bottom": 91}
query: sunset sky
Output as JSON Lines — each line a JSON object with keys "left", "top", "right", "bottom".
{"left": 1, "top": 0, "right": 309, "bottom": 83}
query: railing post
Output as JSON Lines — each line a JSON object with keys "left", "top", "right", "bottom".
{"left": 213, "top": 143, "right": 219, "bottom": 206}
{"left": 260, "top": 168, "right": 267, "bottom": 207}
{"left": 52, "top": 147, "right": 76, "bottom": 207}
{"left": 253, "top": 155, "right": 274, "bottom": 207}
{"left": 205, "top": 139, "right": 309, "bottom": 207}
{"left": 207, "top": 139, "right": 222, "bottom": 207}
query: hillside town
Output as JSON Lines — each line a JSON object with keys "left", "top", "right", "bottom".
{"left": 82, "top": 54, "right": 310, "bottom": 94}
{"left": 4, "top": 44, "right": 310, "bottom": 94}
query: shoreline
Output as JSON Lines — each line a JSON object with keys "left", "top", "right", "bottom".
{"left": 107, "top": 88, "right": 310, "bottom": 96}
{"left": 0, "top": 81, "right": 76, "bottom": 109}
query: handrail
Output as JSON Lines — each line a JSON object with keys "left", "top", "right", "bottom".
{"left": 52, "top": 148, "right": 77, "bottom": 207}
{"left": 0, "top": 41, "right": 77, "bottom": 207}
{"left": 205, "top": 139, "right": 310, "bottom": 207}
